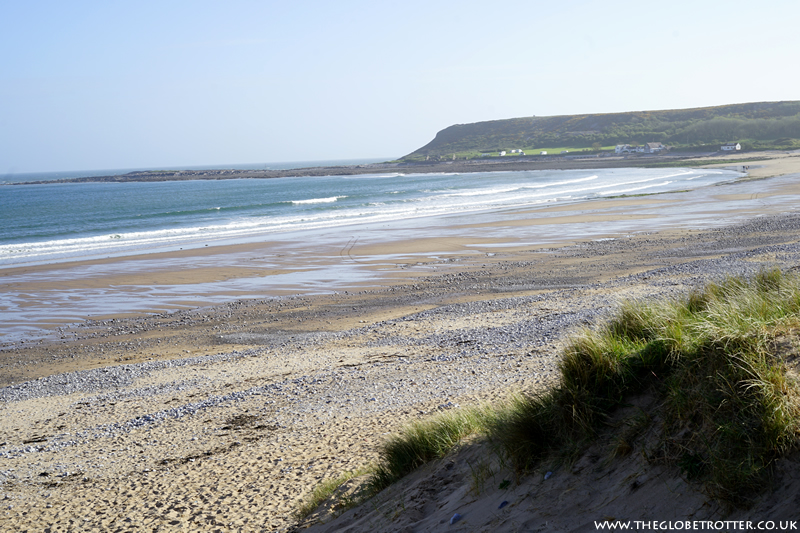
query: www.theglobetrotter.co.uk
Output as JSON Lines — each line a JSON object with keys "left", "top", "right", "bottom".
{"left": 595, "top": 521, "right": 797, "bottom": 531}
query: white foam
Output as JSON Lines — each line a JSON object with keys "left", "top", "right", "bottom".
{"left": 290, "top": 196, "right": 346, "bottom": 205}
{"left": 521, "top": 175, "right": 599, "bottom": 189}
{"left": 0, "top": 167, "right": 737, "bottom": 267}
{"left": 602, "top": 181, "right": 673, "bottom": 195}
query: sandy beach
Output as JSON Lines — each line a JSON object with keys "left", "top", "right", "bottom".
{"left": 2, "top": 151, "right": 800, "bottom": 532}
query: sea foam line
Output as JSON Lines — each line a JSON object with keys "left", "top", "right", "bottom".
{"left": 441, "top": 175, "right": 600, "bottom": 198}
{"left": 290, "top": 196, "right": 346, "bottom": 205}
{"left": 602, "top": 181, "right": 673, "bottom": 195}
{"left": 1, "top": 172, "right": 701, "bottom": 259}
{"left": 0, "top": 168, "right": 728, "bottom": 265}
{"left": 521, "top": 175, "right": 599, "bottom": 190}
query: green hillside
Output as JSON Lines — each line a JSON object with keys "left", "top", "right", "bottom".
{"left": 403, "top": 101, "right": 800, "bottom": 161}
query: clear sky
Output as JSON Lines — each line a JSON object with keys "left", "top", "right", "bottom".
{"left": 2, "top": 0, "right": 799, "bottom": 173}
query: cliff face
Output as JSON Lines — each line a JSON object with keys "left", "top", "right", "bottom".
{"left": 404, "top": 101, "right": 800, "bottom": 158}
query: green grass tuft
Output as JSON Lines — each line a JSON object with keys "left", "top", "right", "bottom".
{"left": 489, "top": 267, "right": 800, "bottom": 506}
{"left": 368, "top": 405, "right": 495, "bottom": 493}
{"left": 294, "top": 467, "right": 372, "bottom": 522}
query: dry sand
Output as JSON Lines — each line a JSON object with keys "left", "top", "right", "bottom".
{"left": 2, "top": 152, "right": 800, "bottom": 532}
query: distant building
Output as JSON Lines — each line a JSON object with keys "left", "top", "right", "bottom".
{"left": 644, "top": 142, "right": 666, "bottom": 153}
{"left": 617, "top": 144, "right": 646, "bottom": 154}
{"left": 499, "top": 151, "right": 506, "bottom": 156}
{"left": 540, "top": 151, "right": 548, "bottom": 155}
{"left": 721, "top": 142, "right": 741, "bottom": 151}
{"left": 561, "top": 150, "right": 569, "bottom": 154}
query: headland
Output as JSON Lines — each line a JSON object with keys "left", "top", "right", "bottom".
{"left": 11, "top": 150, "right": 778, "bottom": 184}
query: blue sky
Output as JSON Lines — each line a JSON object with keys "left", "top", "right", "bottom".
{"left": 2, "top": 0, "right": 799, "bottom": 173}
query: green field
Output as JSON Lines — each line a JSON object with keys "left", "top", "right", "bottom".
{"left": 401, "top": 101, "right": 800, "bottom": 162}
{"left": 405, "top": 145, "right": 618, "bottom": 162}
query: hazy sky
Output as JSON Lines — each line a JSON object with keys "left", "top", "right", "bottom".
{"left": 2, "top": 0, "right": 799, "bottom": 173}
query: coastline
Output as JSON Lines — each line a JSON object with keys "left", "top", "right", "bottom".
{"left": 3, "top": 152, "right": 800, "bottom": 347}
{"left": 8, "top": 150, "right": 789, "bottom": 185}
{"left": 1, "top": 153, "right": 800, "bottom": 530}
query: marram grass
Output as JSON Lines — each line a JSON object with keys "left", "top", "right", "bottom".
{"left": 491, "top": 268, "right": 800, "bottom": 506}
{"left": 368, "top": 404, "right": 496, "bottom": 493}
{"left": 301, "top": 269, "right": 800, "bottom": 516}
{"left": 294, "top": 467, "right": 371, "bottom": 521}
{"left": 295, "top": 406, "right": 497, "bottom": 519}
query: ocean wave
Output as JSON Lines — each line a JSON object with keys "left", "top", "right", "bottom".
{"left": 441, "top": 175, "right": 600, "bottom": 198}
{"left": 341, "top": 173, "right": 406, "bottom": 179}
{"left": 521, "top": 175, "right": 599, "bottom": 189}
{"left": 601, "top": 181, "right": 673, "bottom": 195}
{"left": 442, "top": 186, "right": 521, "bottom": 197}
{"left": 0, "top": 167, "right": 739, "bottom": 267}
{"left": 290, "top": 196, "right": 346, "bottom": 205}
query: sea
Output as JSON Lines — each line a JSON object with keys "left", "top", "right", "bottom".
{"left": 0, "top": 161, "right": 743, "bottom": 268}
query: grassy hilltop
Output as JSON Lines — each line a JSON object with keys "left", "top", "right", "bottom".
{"left": 402, "top": 100, "right": 800, "bottom": 161}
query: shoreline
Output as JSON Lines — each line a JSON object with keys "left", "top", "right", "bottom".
{"left": 7, "top": 150, "right": 787, "bottom": 185}
{"left": 3, "top": 153, "right": 800, "bottom": 346}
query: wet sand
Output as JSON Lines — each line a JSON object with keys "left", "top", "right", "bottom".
{"left": 1, "top": 152, "right": 800, "bottom": 531}
{"left": 3, "top": 151, "right": 800, "bottom": 347}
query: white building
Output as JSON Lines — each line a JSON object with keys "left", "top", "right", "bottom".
{"left": 721, "top": 142, "right": 741, "bottom": 151}
{"left": 615, "top": 144, "right": 646, "bottom": 154}
{"left": 618, "top": 143, "right": 664, "bottom": 154}
{"left": 644, "top": 142, "right": 665, "bottom": 153}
